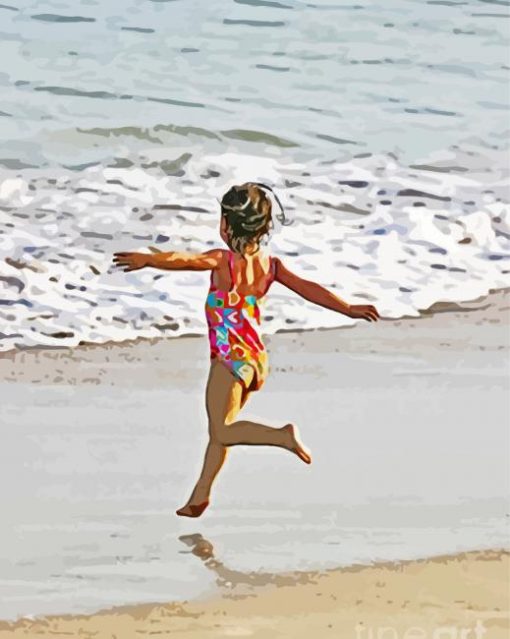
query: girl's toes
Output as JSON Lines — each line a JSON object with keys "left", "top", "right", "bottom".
{"left": 282, "top": 423, "right": 312, "bottom": 465}
{"left": 295, "top": 446, "right": 312, "bottom": 464}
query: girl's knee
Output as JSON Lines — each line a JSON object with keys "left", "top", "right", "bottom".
{"left": 208, "top": 420, "right": 229, "bottom": 443}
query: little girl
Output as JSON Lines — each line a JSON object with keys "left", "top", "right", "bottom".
{"left": 113, "top": 183, "right": 379, "bottom": 517}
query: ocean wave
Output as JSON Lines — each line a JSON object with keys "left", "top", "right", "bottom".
{"left": 0, "top": 149, "right": 508, "bottom": 352}
{"left": 30, "top": 13, "right": 96, "bottom": 23}
{"left": 71, "top": 124, "right": 296, "bottom": 151}
{"left": 223, "top": 18, "right": 286, "bottom": 27}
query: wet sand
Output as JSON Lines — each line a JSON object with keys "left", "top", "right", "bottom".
{"left": 0, "top": 290, "right": 508, "bottom": 630}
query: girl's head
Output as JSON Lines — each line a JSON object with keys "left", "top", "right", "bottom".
{"left": 219, "top": 182, "right": 286, "bottom": 254}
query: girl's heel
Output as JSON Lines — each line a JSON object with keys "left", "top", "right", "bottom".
{"left": 176, "top": 501, "right": 210, "bottom": 518}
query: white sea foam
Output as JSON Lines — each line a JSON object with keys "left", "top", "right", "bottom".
{"left": 0, "top": 150, "right": 508, "bottom": 351}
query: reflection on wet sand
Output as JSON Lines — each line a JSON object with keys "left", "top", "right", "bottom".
{"left": 179, "top": 533, "right": 316, "bottom": 590}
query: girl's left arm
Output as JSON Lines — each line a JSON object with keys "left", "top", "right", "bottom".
{"left": 113, "top": 249, "right": 223, "bottom": 272}
{"left": 273, "top": 257, "right": 380, "bottom": 322}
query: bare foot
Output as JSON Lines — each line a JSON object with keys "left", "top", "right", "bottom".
{"left": 282, "top": 424, "right": 312, "bottom": 464}
{"left": 176, "top": 501, "right": 210, "bottom": 518}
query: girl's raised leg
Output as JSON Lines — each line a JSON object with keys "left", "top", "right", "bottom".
{"left": 210, "top": 364, "right": 310, "bottom": 459}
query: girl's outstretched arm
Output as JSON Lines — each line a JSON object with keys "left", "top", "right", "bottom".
{"left": 113, "top": 249, "right": 223, "bottom": 272}
{"left": 274, "top": 257, "right": 380, "bottom": 322}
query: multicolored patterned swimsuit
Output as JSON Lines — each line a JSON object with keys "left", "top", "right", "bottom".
{"left": 205, "top": 251, "right": 276, "bottom": 392}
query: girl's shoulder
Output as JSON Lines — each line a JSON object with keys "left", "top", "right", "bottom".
{"left": 202, "top": 248, "right": 227, "bottom": 269}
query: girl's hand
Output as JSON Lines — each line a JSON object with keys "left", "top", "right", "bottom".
{"left": 347, "top": 304, "right": 380, "bottom": 322}
{"left": 112, "top": 252, "right": 149, "bottom": 272}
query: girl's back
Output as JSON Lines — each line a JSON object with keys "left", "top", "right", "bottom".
{"left": 210, "top": 250, "right": 274, "bottom": 298}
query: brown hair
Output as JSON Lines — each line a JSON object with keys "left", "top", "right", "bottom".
{"left": 221, "top": 182, "right": 292, "bottom": 253}
{"left": 220, "top": 183, "right": 274, "bottom": 254}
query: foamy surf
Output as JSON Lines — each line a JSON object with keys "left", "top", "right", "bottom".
{"left": 0, "top": 149, "right": 508, "bottom": 352}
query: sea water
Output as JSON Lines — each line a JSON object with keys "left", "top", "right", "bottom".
{"left": 0, "top": 0, "right": 509, "bottom": 350}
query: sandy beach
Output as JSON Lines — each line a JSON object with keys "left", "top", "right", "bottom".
{"left": 0, "top": 549, "right": 508, "bottom": 638}
{"left": 1, "top": 0, "right": 509, "bottom": 633}
{"left": 0, "top": 290, "right": 509, "bottom": 634}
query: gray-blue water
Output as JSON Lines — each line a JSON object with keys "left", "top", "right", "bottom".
{"left": 0, "top": 0, "right": 509, "bottom": 349}
{"left": 1, "top": 0, "right": 509, "bottom": 167}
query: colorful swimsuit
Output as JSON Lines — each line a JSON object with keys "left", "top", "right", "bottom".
{"left": 205, "top": 251, "right": 275, "bottom": 392}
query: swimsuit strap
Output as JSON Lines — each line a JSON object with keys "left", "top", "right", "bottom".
{"left": 271, "top": 255, "right": 276, "bottom": 280}
{"left": 228, "top": 250, "right": 236, "bottom": 292}
{"left": 260, "top": 256, "right": 276, "bottom": 297}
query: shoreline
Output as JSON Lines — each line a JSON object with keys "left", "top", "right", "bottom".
{"left": 0, "top": 288, "right": 508, "bottom": 385}
{"left": 1, "top": 287, "right": 508, "bottom": 363}
{"left": 0, "top": 549, "right": 508, "bottom": 637}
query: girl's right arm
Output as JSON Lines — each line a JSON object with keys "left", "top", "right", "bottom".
{"left": 273, "top": 257, "right": 380, "bottom": 322}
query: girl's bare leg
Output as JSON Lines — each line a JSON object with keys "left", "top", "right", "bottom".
{"left": 177, "top": 362, "right": 245, "bottom": 515}
{"left": 177, "top": 362, "right": 310, "bottom": 516}
{"left": 184, "top": 377, "right": 254, "bottom": 505}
